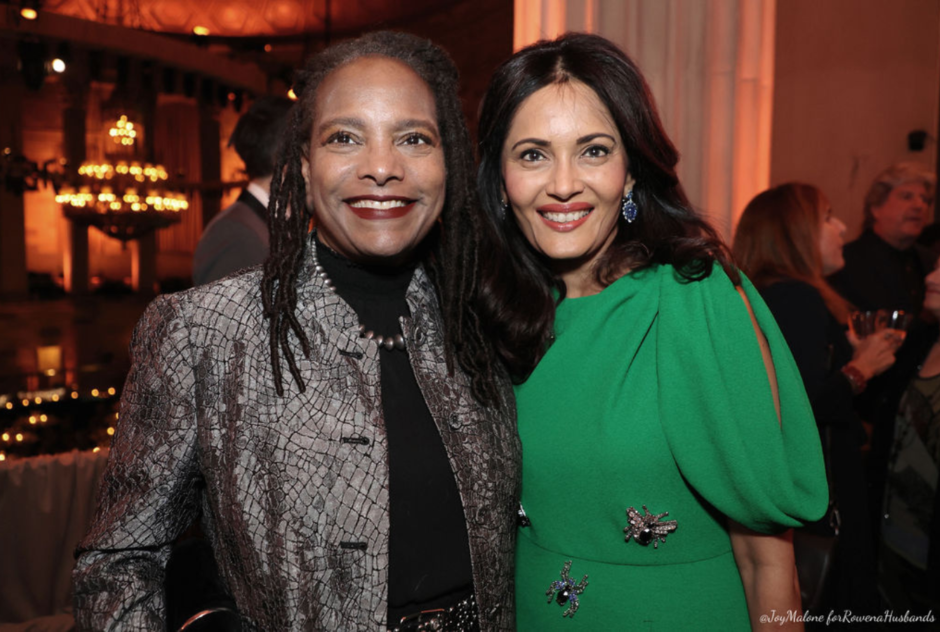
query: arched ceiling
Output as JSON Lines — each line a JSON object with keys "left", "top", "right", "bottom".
{"left": 40, "top": 0, "right": 461, "bottom": 38}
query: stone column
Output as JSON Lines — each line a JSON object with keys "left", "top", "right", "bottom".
{"left": 0, "top": 41, "right": 29, "bottom": 296}
{"left": 199, "top": 101, "right": 222, "bottom": 229}
{"left": 130, "top": 233, "right": 157, "bottom": 293}
{"left": 131, "top": 80, "right": 158, "bottom": 294}
{"left": 62, "top": 73, "right": 90, "bottom": 294}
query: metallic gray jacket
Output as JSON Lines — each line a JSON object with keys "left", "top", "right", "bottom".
{"left": 73, "top": 258, "right": 521, "bottom": 631}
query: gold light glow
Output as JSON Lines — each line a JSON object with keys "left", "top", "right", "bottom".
{"left": 58, "top": 162, "right": 187, "bottom": 215}
{"left": 108, "top": 115, "right": 138, "bottom": 147}
{"left": 20, "top": 8, "right": 37, "bottom": 20}
{"left": 193, "top": 25, "right": 210, "bottom": 36}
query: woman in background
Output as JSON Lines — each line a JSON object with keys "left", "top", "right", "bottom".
{"left": 474, "top": 33, "right": 828, "bottom": 630}
{"left": 734, "top": 182, "right": 899, "bottom": 615}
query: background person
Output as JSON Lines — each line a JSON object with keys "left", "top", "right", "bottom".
{"left": 475, "top": 33, "right": 828, "bottom": 631}
{"left": 733, "top": 182, "right": 900, "bottom": 616}
{"left": 73, "top": 31, "right": 519, "bottom": 631}
{"left": 192, "top": 96, "right": 293, "bottom": 286}
{"left": 828, "top": 163, "right": 938, "bottom": 546}
{"left": 881, "top": 260, "right": 940, "bottom": 619}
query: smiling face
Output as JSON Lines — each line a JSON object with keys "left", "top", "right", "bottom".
{"left": 818, "top": 204, "right": 847, "bottom": 276}
{"left": 303, "top": 56, "right": 446, "bottom": 265}
{"left": 501, "top": 80, "right": 632, "bottom": 295}
{"left": 871, "top": 181, "right": 932, "bottom": 250}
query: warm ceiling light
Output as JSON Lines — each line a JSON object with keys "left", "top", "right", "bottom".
{"left": 193, "top": 26, "right": 210, "bottom": 36}
{"left": 287, "top": 88, "right": 297, "bottom": 101}
{"left": 51, "top": 58, "right": 66, "bottom": 73}
{"left": 20, "top": 8, "right": 38, "bottom": 20}
{"left": 263, "top": 44, "right": 272, "bottom": 53}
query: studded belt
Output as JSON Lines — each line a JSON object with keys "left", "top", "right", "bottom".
{"left": 387, "top": 594, "right": 480, "bottom": 632}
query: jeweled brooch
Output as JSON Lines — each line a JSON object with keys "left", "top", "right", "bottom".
{"left": 517, "top": 503, "right": 531, "bottom": 528}
{"left": 624, "top": 505, "right": 677, "bottom": 548}
{"left": 546, "top": 560, "right": 588, "bottom": 618}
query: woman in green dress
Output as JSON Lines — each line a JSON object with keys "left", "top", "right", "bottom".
{"left": 473, "top": 33, "right": 829, "bottom": 630}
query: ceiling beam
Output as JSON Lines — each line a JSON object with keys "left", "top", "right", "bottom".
{"left": 0, "top": 9, "right": 268, "bottom": 93}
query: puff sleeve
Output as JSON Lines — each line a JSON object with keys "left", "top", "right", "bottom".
{"left": 656, "top": 266, "right": 829, "bottom": 533}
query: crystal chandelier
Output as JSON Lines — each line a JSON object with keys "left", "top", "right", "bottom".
{"left": 56, "top": 111, "right": 188, "bottom": 242}
{"left": 108, "top": 114, "right": 138, "bottom": 147}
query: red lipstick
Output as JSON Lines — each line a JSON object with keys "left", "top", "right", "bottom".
{"left": 536, "top": 202, "right": 594, "bottom": 231}
{"left": 345, "top": 196, "right": 416, "bottom": 220}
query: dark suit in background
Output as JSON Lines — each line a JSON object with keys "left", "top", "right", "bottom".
{"left": 192, "top": 189, "right": 268, "bottom": 286}
{"left": 828, "top": 229, "right": 938, "bottom": 544}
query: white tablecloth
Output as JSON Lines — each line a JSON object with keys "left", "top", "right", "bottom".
{"left": 0, "top": 450, "right": 109, "bottom": 627}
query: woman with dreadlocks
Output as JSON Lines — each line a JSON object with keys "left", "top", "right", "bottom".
{"left": 73, "top": 32, "right": 519, "bottom": 631}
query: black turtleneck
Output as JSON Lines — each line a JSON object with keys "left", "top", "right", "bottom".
{"left": 315, "top": 239, "right": 474, "bottom": 623}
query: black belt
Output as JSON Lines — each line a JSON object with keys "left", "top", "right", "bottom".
{"left": 387, "top": 594, "right": 480, "bottom": 632}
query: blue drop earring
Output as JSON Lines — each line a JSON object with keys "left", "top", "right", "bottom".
{"left": 621, "top": 190, "right": 638, "bottom": 223}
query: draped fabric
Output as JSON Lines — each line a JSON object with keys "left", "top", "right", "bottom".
{"left": 0, "top": 450, "right": 109, "bottom": 625}
{"left": 513, "top": 0, "right": 776, "bottom": 240}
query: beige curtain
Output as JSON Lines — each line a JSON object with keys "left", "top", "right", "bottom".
{"left": 513, "top": 0, "right": 776, "bottom": 240}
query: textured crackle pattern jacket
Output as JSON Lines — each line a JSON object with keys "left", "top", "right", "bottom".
{"left": 72, "top": 257, "right": 521, "bottom": 631}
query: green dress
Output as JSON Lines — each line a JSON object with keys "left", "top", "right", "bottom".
{"left": 514, "top": 264, "right": 829, "bottom": 631}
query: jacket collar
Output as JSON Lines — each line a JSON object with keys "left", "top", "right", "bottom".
{"left": 294, "top": 234, "right": 440, "bottom": 355}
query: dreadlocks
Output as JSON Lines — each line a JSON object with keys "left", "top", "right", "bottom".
{"left": 261, "top": 31, "right": 503, "bottom": 406}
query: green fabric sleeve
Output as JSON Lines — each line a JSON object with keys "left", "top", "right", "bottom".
{"left": 656, "top": 265, "right": 829, "bottom": 533}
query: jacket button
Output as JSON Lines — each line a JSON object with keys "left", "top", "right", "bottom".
{"left": 339, "top": 541, "right": 367, "bottom": 550}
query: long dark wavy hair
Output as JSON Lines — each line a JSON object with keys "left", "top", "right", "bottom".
{"left": 475, "top": 32, "right": 737, "bottom": 380}
{"left": 262, "top": 31, "right": 502, "bottom": 405}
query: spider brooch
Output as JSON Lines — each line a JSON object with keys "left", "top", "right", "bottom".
{"left": 624, "top": 505, "right": 678, "bottom": 548}
{"left": 546, "top": 560, "right": 588, "bottom": 618}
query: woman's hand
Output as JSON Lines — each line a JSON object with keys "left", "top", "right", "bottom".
{"left": 729, "top": 521, "right": 803, "bottom": 631}
{"left": 846, "top": 329, "right": 901, "bottom": 380}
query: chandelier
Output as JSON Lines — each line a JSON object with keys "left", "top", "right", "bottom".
{"left": 55, "top": 107, "right": 189, "bottom": 242}
{"left": 108, "top": 115, "right": 138, "bottom": 147}
{"left": 56, "top": 159, "right": 188, "bottom": 242}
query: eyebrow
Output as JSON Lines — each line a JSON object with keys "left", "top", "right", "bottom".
{"left": 318, "top": 117, "right": 365, "bottom": 131}
{"left": 511, "top": 133, "right": 617, "bottom": 151}
{"left": 317, "top": 117, "right": 439, "bottom": 137}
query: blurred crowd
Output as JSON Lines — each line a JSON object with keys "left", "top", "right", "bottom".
{"left": 734, "top": 163, "right": 939, "bottom": 622}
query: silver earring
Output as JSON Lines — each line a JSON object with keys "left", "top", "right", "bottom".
{"left": 621, "top": 190, "right": 638, "bottom": 223}
{"left": 499, "top": 200, "right": 510, "bottom": 220}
